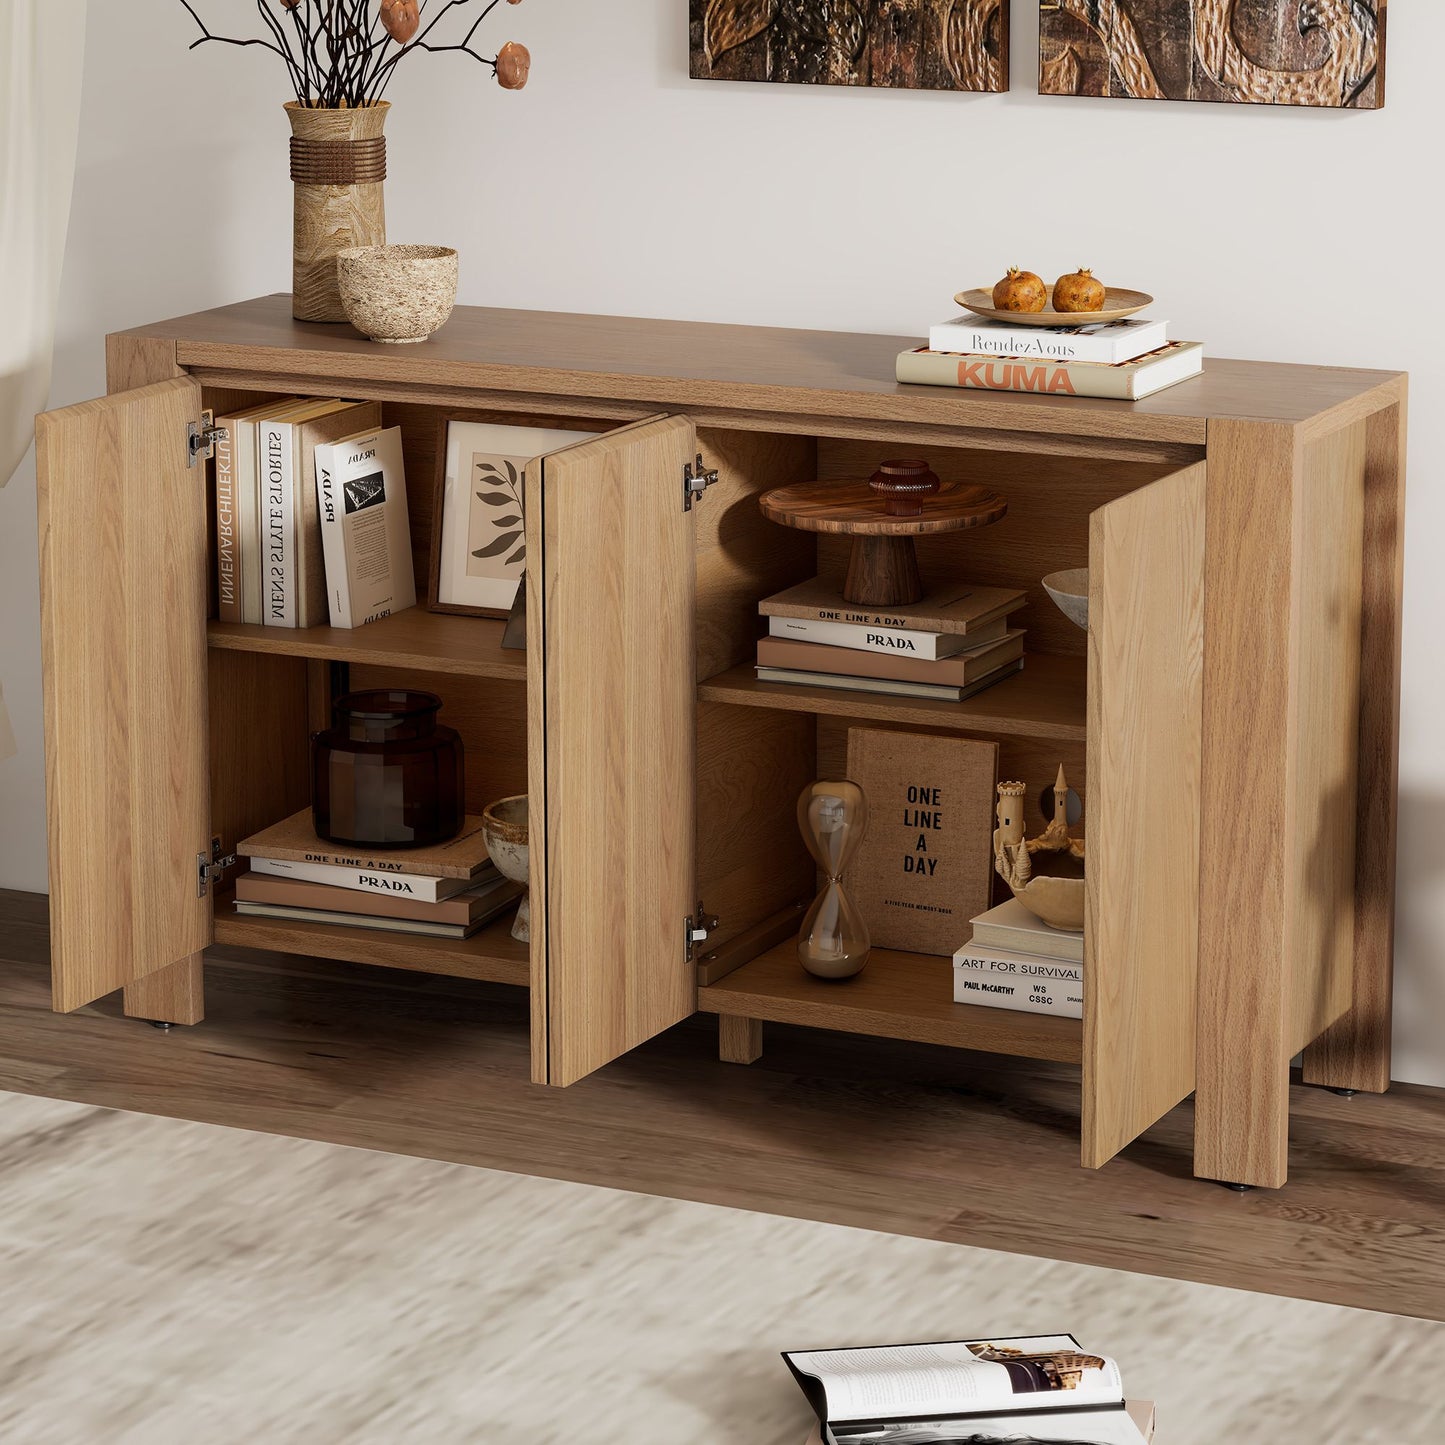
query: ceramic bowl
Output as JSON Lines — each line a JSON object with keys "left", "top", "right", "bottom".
{"left": 336, "top": 244, "right": 458, "bottom": 343}
{"left": 1042, "top": 568, "right": 1089, "bottom": 630}
{"left": 482, "top": 794, "right": 530, "bottom": 942}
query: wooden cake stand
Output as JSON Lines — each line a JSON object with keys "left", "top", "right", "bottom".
{"left": 759, "top": 460, "right": 1007, "bottom": 607}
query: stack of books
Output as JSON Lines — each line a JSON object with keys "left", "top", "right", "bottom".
{"left": 233, "top": 808, "right": 522, "bottom": 940}
{"left": 952, "top": 897, "right": 1083, "bottom": 1018}
{"left": 756, "top": 577, "right": 1026, "bottom": 702}
{"left": 897, "top": 313, "right": 1203, "bottom": 400}
{"left": 213, "top": 398, "right": 416, "bottom": 631}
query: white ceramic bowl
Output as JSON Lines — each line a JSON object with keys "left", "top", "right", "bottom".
{"left": 336, "top": 243, "right": 458, "bottom": 343}
{"left": 1042, "top": 568, "right": 1089, "bottom": 630}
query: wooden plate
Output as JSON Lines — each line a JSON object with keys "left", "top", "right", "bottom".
{"left": 954, "top": 286, "right": 1153, "bottom": 326}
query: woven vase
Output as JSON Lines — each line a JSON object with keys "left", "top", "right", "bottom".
{"left": 286, "top": 101, "right": 390, "bottom": 323}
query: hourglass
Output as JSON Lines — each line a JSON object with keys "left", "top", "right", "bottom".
{"left": 796, "top": 781, "right": 871, "bottom": 979}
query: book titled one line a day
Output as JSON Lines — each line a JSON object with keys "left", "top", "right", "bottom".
{"left": 896, "top": 341, "right": 1204, "bottom": 401}
{"left": 760, "top": 577, "right": 1026, "bottom": 637}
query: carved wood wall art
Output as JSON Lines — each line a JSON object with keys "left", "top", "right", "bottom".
{"left": 1040, "top": 1, "right": 1385, "bottom": 109}
{"left": 689, "top": 0, "right": 1010, "bottom": 93}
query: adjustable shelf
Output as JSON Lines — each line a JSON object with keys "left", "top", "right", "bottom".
{"left": 698, "top": 652, "right": 1087, "bottom": 743}
{"left": 207, "top": 609, "right": 523, "bottom": 680}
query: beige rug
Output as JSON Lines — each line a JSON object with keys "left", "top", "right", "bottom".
{"left": 0, "top": 1089, "right": 1439, "bottom": 1444}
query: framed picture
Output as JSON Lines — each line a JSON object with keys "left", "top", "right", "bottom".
{"left": 430, "top": 420, "right": 594, "bottom": 617}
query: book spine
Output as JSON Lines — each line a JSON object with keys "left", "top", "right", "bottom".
{"left": 953, "top": 945, "right": 1083, "bottom": 981}
{"left": 952, "top": 962, "right": 1084, "bottom": 1018}
{"left": 768, "top": 615, "right": 950, "bottom": 660}
{"left": 898, "top": 348, "right": 1137, "bottom": 400}
{"left": 214, "top": 422, "right": 239, "bottom": 623}
{"left": 248, "top": 855, "right": 451, "bottom": 902}
{"left": 260, "top": 420, "right": 296, "bottom": 627}
{"left": 233, "top": 421, "right": 263, "bottom": 625}
{"left": 315, "top": 446, "right": 354, "bottom": 628}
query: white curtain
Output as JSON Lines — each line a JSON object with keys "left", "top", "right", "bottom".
{"left": 0, "top": 0, "right": 86, "bottom": 761}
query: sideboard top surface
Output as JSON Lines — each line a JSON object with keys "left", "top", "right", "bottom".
{"left": 117, "top": 294, "right": 1404, "bottom": 446}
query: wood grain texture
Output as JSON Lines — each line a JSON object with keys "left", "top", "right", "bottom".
{"left": 36, "top": 377, "right": 213, "bottom": 1012}
{"left": 717, "top": 1013, "right": 763, "bottom": 1064}
{"left": 698, "top": 941, "right": 1083, "bottom": 1063}
{"left": 115, "top": 295, "right": 1405, "bottom": 445}
{"left": 105, "top": 333, "right": 181, "bottom": 391}
{"left": 207, "top": 610, "right": 525, "bottom": 679}
{"left": 700, "top": 653, "right": 1086, "bottom": 742}
{"left": 121, "top": 956, "right": 205, "bottom": 1027}
{"left": 1084, "top": 463, "right": 1205, "bottom": 1169}
{"left": 529, "top": 417, "right": 699, "bottom": 1087}
{"left": 1195, "top": 422, "right": 1297, "bottom": 1188}
{"left": 1285, "top": 422, "right": 1366, "bottom": 1056}
{"left": 1303, "top": 397, "right": 1407, "bottom": 1092}
{"left": 693, "top": 427, "right": 816, "bottom": 680}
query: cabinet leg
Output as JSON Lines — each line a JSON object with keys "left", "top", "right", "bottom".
{"left": 719, "top": 1015, "right": 762, "bottom": 1065}
{"left": 1194, "top": 1051, "right": 1289, "bottom": 1190}
{"left": 123, "top": 953, "right": 205, "bottom": 1027}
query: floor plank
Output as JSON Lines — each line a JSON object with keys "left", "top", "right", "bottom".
{"left": 1, "top": 888, "right": 1441, "bottom": 1319}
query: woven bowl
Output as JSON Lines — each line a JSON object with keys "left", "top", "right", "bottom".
{"left": 336, "top": 244, "right": 458, "bottom": 344}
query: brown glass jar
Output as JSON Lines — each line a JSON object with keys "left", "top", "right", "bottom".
{"left": 312, "top": 690, "right": 465, "bottom": 848}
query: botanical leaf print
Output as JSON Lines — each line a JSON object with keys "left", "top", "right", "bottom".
{"left": 472, "top": 457, "right": 525, "bottom": 569}
{"left": 704, "top": 0, "right": 773, "bottom": 64}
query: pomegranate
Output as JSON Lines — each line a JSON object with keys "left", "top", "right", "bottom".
{"left": 991, "top": 268, "right": 1047, "bottom": 313}
{"left": 1053, "top": 268, "right": 1106, "bottom": 313}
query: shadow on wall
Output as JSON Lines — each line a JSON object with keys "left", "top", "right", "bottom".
{"left": 1395, "top": 787, "right": 1445, "bottom": 1088}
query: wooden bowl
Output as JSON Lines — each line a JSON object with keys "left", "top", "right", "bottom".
{"left": 1043, "top": 568, "right": 1089, "bottom": 630}
{"left": 953, "top": 286, "right": 1152, "bottom": 327}
{"left": 336, "top": 244, "right": 458, "bottom": 343}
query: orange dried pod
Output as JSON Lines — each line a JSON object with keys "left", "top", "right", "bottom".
{"left": 496, "top": 41, "right": 531, "bottom": 89}
{"left": 380, "top": 0, "right": 421, "bottom": 44}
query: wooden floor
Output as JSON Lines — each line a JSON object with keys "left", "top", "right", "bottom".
{"left": 2, "top": 888, "right": 1442, "bottom": 1320}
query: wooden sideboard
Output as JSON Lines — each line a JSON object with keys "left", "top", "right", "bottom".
{"left": 34, "top": 296, "right": 1406, "bottom": 1189}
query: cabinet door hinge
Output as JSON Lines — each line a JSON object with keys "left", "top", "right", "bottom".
{"left": 187, "top": 410, "right": 223, "bottom": 468}
{"left": 685, "top": 901, "right": 719, "bottom": 962}
{"left": 683, "top": 454, "right": 719, "bottom": 512}
{"left": 197, "top": 836, "right": 237, "bottom": 897}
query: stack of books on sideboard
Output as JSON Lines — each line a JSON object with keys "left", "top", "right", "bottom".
{"left": 897, "top": 314, "right": 1203, "bottom": 400}
{"left": 952, "top": 898, "right": 1083, "bottom": 1019}
{"left": 212, "top": 397, "right": 415, "bottom": 631}
{"left": 756, "top": 578, "right": 1027, "bottom": 702}
{"left": 233, "top": 809, "right": 522, "bottom": 940}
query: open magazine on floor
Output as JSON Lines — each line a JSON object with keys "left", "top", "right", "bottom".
{"left": 783, "top": 1336, "right": 1148, "bottom": 1445}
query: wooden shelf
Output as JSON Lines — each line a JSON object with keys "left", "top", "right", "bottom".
{"left": 207, "top": 608, "right": 525, "bottom": 680}
{"left": 698, "top": 652, "right": 1086, "bottom": 742}
{"left": 211, "top": 887, "right": 530, "bottom": 987}
{"left": 697, "top": 941, "right": 1082, "bottom": 1064}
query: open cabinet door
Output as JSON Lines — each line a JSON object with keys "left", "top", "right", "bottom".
{"left": 1083, "top": 462, "right": 1207, "bottom": 1167}
{"left": 35, "top": 378, "right": 213, "bottom": 1011}
{"left": 527, "top": 415, "right": 700, "bottom": 1086}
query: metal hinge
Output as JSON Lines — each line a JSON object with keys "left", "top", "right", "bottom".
{"left": 187, "top": 410, "right": 223, "bottom": 468}
{"left": 197, "top": 836, "right": 237, "bottom": 897}
{"left": 685, "top": 901, "right": 719, "bottom": 962}
{"left": 683, "top": 454, "right": 719, "bottom": 512}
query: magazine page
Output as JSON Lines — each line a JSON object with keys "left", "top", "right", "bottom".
{"left": 784, "top": 1336, "right": 1124, "bottom": 1426}
{"left": 828, "top": 1403, "right": 1147, "bottom": 1445}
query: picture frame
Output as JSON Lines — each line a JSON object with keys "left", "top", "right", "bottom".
{"left": 429, "top": 419, "right": 594, "bottom": 618}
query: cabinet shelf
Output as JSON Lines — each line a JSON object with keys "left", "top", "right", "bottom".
{"left": 697, "top": 941, "right": 1082, "bottom": 1064}
{"left": 698, "top": 653, "right": 1086, "bottom": 742}
{"left": 207, "top": 608, "right": 525, "bottom": 680}
{"left": 211, "top": 888, "right": 530, "bottom": 987}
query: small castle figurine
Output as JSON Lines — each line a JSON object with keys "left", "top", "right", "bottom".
{"left": 994, "top": 766, "right": 1086, "bottom": 932}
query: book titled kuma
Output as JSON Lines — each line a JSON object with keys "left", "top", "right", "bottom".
{"left": 955, "top": 357, "right": 1078, "bottom": 394}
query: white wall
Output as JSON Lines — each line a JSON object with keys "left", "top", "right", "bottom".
{"left": 3, "top": 2, "right": 1441, "bottom": 1082}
